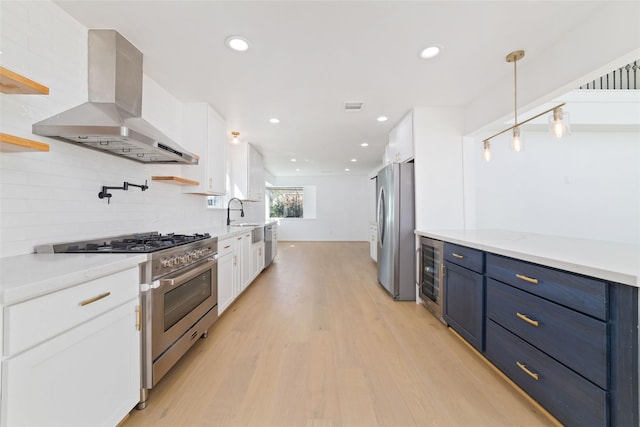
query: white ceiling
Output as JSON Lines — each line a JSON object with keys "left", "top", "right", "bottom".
{"left": 53, "top": 1, "right": 618, "bottom": 176}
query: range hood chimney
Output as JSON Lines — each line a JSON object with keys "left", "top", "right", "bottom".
{"left": 33, "top": 30, "right": 197, "bottom": 165}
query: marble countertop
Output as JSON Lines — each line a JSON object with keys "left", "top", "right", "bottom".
{"left": 210, "top": 221, "right": 278, "bottom": 241}
{"left": 0, "top": 223, "right": 279, "bottom": 306}
{"left": 0, "top": 253, "right": 147, "bottom": 306}
{"left": 415, "top": 229, "right": 640, "bottom": 287}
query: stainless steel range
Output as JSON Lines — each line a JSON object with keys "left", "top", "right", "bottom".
{"left": 36, "top": 232, "right": 218, "bottom": 409}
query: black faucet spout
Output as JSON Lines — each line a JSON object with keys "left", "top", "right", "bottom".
{"left": 226, "top": 197, "right": 245, "bottom": 226}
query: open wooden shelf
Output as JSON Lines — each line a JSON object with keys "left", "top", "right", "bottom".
{"left": 151, "top": 176, "right": 199, "bottom": 186}
{"left": 0, "top": 133, "right": 50, "bottom": 153}
{"left": 0, "top": 67, "right": 49, "bottom": 95}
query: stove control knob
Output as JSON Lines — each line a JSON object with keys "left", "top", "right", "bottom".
{"left": 161, "top": 258, "right": 168, "bottom": 268}
{"left": 171, "top": 256, "right": 178, "bottom": 266}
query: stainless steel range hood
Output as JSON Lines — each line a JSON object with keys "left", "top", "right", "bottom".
{"left": 32, "top": 30, "right": 197, "bottom": 165}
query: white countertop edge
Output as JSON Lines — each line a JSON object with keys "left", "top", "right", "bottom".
{"left": 1, "top": 254, "right": 148, "bottom": 306}
{"left": 210, "top": 221, "right": 278, "bottom": 241}
{"left": 415, "top": 229, "right": 640, "bottom": 288}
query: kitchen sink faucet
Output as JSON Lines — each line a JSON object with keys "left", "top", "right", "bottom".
{"left": 226, "top": 198, "right": 245, "bottom": 226}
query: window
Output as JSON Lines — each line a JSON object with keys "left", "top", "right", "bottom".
{"left": 267, "top": 187, "right": 304, "bottom": 218}
{"left": 207, "top": 195, "right": 225, "bottom": 208}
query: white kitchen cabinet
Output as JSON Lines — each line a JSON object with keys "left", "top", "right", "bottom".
{"left": 1, "top": 267, "right": 140, "bottom": 427}
{"left": 240, "top": 232, "right": 252, "bottom": 291}
{"left": 252, "top": 241, "right": 265, "bottom": 281}
{"left": 181, "top": 102, "right": 227, "bottom": 195}
{"left": 217, "top": 237, "right": 236, "bottom": 315}
{"left": 272, "top": 223, "right": 278, "bottom": 260}
{"left": 218, "top": 231, "right": 260, "bottom": 314}
{"left": 386, "top": 111, "right": 414, "bottom": 163}
{"left": 369, "top": 224, "right": 377, "bottom": 262}
{"left": 229, "top": 141, "right": 265, "bottom": 201}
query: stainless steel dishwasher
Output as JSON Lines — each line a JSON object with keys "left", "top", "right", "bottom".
{"left": 264, "top": 223, "right": 274, "bottom": 267}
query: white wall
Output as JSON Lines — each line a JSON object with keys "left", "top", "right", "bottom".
{"left": 0, "top": 1, "right": 226, "bottom": 257}
{"left": 465, "top": 129, "right": 640, "bottom": 245}
{"left": 464, "top": 2, "right": 640, "bottom": 136}
{"left": 272, "top": 175, "right": 369, "bottom": 241}
{"left": 413, "top": 106, "right": 466, "bottom": 232}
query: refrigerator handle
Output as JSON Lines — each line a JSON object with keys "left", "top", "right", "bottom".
{"left": 377, "top": 186, "right": 385, "bottom": 246}
{"left": 415, "top": 246, "right": 421, "bottom": 287}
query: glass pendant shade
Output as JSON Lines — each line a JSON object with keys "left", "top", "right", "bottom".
{"left": 483, "top": 140, "right": 491, "bottom": 162}
{"left": 511, "top": 127, "right": 524, "bottom": 152}
{"left": 549, "top": 107, "right": 570, "bottom": 138}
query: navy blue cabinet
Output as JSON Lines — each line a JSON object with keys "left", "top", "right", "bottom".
{"left": 443, "top": 243, "right": 485, "bottom": 351}
{"left": 486, "top": 320, "right": 608, "bottom": 427}
{"left": 484, "top": 253, "right": 638, "bottom": 427}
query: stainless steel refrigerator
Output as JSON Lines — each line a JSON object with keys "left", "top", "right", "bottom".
{"left": 376, "top": 162, "right": 415, "bottom": 300}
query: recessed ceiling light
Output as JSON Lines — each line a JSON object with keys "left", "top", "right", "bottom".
{"left": 419, "top": 46, "right": 441, "bottom": 59}
{"left": 269, "top": 118, "right": 280, "bottom": 124}
{"left": 377, "top": 116, "right": 388, "bottom": 122}
{"left": 295, "top": 168, "right": 301, "bottom": 172}
{"left": 351, "top": 158, "right": 357, "bottom": 162}
{"left": 291, "top": 158, "right": 297, "bottom": 162}
{"left": 225, "top": 36, "right": 249, "bottom": 52}
{"left": 345, "top": 168, "right": 350, "bottom": 172}
{"left": 360, "top": 142, "right": 369, "bottom": 147}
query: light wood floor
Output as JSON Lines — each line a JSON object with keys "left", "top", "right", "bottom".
{"left": 124, "top": 241, "right": 555, "bottom": 427}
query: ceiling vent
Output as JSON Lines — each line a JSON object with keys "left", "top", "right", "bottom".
{"left": 343, "top": 101, "right": 364, "bottom": 112}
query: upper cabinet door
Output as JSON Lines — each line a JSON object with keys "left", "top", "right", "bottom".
{"left": 181, "top": 103, "right": 227, "bottom": 196}
{"left": 229, "top": 141, "right": 264, "bottom": 201}
{"left": 386, "top": 111, "right": 414, "bottom": 164}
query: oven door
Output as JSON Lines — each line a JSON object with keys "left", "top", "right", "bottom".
{"left": 151, "top": 257, "right": 217, "bottom": 360}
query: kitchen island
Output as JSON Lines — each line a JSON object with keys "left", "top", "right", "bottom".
{"left": 416, "top": 228, "right": 639, "bottom": 427}
{"left": 415, "top": 229, "right": 639, "bottom": 287}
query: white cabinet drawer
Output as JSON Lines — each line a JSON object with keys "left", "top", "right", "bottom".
{"left": 3, "top": 267, "right": 139, "bottom": 356}
{"left": 218, "top": 238, "right": 235, "bottom": 257}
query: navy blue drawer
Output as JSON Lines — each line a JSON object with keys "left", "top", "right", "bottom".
{"left": 487, "top": 278, "right": 608, "bottom": 389}
{"left": 444, "top": 243, "right": 484, "bottom": 273}
{"left": 486, "top": 320, "right": 608, "bottom": 427}
{"left": 486, "top": 253, "right": 607, "bottom": 320}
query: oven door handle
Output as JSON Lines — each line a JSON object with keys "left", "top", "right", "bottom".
{"left": 159, "top": 257, "right": 216, "bottom": 287}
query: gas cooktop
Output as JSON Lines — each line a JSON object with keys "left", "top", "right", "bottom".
{"left": 36, "top": 232, "right": 212, "bottom": 254}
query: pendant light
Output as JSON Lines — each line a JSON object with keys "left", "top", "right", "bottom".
{"left": 507, "top": 50, "right": 525, "bottom": 153}
{"left": 549, "top": 106, "right": 570, "bottom": 138}
{"left": 481, "top": 49, "right": 569, "bottom": 162}
{"left": 483, "top": 140, "right": 491, "bottom": 162}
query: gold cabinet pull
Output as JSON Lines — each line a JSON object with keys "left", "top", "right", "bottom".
{"left": 516, "top": 273, "right": 539, "bottom": 284}
{"left": 516, "top": 361, "right": 540, "bottom": 380}
{"left": 136, "top": 305, "right": 141, "bottom": 331}
{"left": 79, "top": 291, "right": 111, "bottom": 306}
{"left": 452, "top": 253, "right": 464, "bottom": 259}
{"left": 516, "top": 312, "right": 539, "bottom": 327}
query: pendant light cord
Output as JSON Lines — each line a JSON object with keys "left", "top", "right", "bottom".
{"left": 514, "top": 58, "right": 518, "bottom": 127}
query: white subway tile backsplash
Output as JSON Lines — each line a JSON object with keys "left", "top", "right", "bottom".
{"left": 0, "top": 1, "right": 29, "bottom": 24}
{"left": 0, "top": 1, "right": 226, "bottom": 257}
{"left": 0, "top": 20, "right": 29, "bottom": 52}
